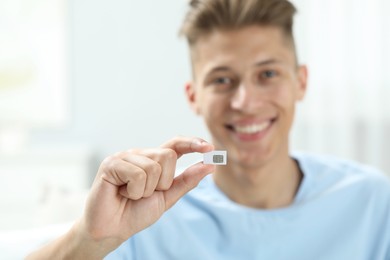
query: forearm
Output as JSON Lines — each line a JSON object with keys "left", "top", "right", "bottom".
{"left": 25, "top": 221, "right": 122, "bottom": 260}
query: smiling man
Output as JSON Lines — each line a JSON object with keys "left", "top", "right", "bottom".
{"left": 185, "top": 24, "right": 306, "bottom": 209}
{"left": 27, "top": 0, "right": 390, "bottom": 259}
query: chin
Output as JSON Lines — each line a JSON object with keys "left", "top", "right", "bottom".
{"left": 233, "top": 152, "right": 273, "bottom": 168}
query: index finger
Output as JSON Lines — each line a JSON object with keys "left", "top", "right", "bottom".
{"left": 160, "top": 136, "right": 214, "bottom": 158}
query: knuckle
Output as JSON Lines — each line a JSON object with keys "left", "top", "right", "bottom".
{"left": 161, "top": 135, "right": 182, "bottom": 149}
{"left": 172, "top": 135, "right": 184, "bottom": 141}
{"left": 162, "top": 148, "right": 178, "bottom": 161}
{"left": 177, "top": 175, "right": 196, "bottom": 193}
{"left": 100, "top": 155, "right": 120, "bottom": 173}
{"left": 182, "top": 174, "right": 196, "bottom": 189}
{"left": 131, "top": 169, "right": 147, "bottom": 182}
{"left": 145, "top": 161, "right": 162, "bottom": 175}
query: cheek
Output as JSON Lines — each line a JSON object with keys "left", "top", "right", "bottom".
{"left": 198, "top": 95, "right": 227, "bottom": 117}
{"left": 275, "top": 89, "right": 297, "bottom": 127}
{"left": 273, "top": 84, "right": 298, "bottom": 107}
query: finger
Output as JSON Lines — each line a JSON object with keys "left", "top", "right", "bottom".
{"left": 100, "top": 157, "right": 147, "bottom": 200}
{"left": 128, "top": 149, "right": 177, "bottom": 191}
{"left": 163, "top": 162, "right": 216, "bottom": 210}
{"left": 160, "top": 136, "right": 214, "bottom": 158}
{"left": 151, "top": 148, "right": 176, "bottom": 190}
{"left": 101, "top": 154, "right": 156, "bottom": 200}
{"left": 119, "top": 153, "right": 163, "bottom": 198}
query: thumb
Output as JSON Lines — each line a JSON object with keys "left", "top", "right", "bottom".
{"left": 163, "top": 162, "right": 215, "bottom": 210}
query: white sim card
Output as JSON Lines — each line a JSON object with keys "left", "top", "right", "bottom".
{"left": 203, "top": 151, "right": 227, "bottom": 165}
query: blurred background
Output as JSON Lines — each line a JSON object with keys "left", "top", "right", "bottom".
{"left": 0, "top": 0, "right": 389, "bottom": 252}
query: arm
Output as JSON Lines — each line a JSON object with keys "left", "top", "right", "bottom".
{"left": 26, "top": 136, "right": 215, "bottom": 259}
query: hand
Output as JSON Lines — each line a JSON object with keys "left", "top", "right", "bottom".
{"left": 78, "top": 136, "right": 215, "bottom": 253}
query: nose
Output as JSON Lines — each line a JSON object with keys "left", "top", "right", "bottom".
{"left": 231, "top": 83, "right": 264, "bottom": 112}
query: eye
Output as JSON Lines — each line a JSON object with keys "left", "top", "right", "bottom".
{"left": 213, "top": 77, "right": 233, "bottom": 85}
{"left": 261, "top": 70, "right": 278, "bottom": 79}
{"left": 208, "top": 76, "right": 235, "bottom": 92}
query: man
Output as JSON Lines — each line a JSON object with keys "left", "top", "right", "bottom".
{"left": 28, "top": 0, "right": 390, "bottom": 259}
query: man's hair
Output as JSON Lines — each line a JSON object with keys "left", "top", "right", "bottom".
{"left": 180, "top": 0, "right": 297, "bottom": 47}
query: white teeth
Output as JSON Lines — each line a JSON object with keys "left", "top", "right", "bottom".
{"left": 234, "top": 121, "right": 270, "bottom": 134}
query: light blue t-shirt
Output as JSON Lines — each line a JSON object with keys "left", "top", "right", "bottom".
{"left": 105, "top": 153, "right": 390, "bottom": 260}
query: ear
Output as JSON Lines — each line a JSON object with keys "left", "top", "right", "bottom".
{"left": 185, "top": 81, "right": 200, "bottom": 115}
{"left": 296, "top": 65, "right": 308, "bottom": 101}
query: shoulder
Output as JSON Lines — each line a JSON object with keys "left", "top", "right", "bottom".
{"left": 293, "top": 151, "right": 388, "bottom": 179}
{"left": 293, "top": 151, "right": 390, "bottom": 197}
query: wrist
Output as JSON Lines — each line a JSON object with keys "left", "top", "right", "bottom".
{"left": 65, "top": 220, "right": 124, "bottom": 260}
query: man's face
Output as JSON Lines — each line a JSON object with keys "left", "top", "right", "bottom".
{"left": 186, "top": 26, "right": 307, "bottom": 168}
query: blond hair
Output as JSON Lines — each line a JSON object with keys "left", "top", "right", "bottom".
{"left": 180, "top": 0, "right": 297, "bottom": 47}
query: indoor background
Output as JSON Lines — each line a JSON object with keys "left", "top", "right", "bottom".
{"left": 0, "top": 0, "right": 389, "bottom": 257}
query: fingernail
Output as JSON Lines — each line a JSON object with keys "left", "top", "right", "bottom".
{"left": 193, "top": 139, "right": 206, "bottom": 149}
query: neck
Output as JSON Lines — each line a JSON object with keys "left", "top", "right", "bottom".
{"left": 212, "top": 153, "right": 302, "bottom": 209}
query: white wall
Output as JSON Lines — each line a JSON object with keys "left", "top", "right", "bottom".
{"left": 30, "top": 0, "right": 209, "bottom": 176}
{"left": 290, "top": 0, "right": 390, "bottom": 173}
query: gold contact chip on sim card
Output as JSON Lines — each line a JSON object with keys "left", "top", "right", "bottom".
{"left": 203, "top": 151, "right": 227, "bottom": 165}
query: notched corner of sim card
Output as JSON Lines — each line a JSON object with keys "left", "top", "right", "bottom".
{"left": 203, "top": 150, "right": 227, "bottom": 165}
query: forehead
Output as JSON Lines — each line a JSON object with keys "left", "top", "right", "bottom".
{"left": 191, "top": 26, "right": 296, "bottom": 77}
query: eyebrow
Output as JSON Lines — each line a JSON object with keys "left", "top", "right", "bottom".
{"left": 206, "top": 66, "right": 231, "bottom": 74}
{"left": 254, "top": 59, "right": 282, "bottom": 67}
{"left": 200, "top": 66, "right": 232, "bottom": 83}
{"left": 208, "top": 59, "right": 281, "bottom": 73}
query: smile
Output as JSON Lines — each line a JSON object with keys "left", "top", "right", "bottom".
{"left": 226, "top": 118, "right": 275, "bottom": 138}
{"left": 234, "top": 121, "right": 271, "bottom": 134}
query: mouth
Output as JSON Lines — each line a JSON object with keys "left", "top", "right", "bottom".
{"left": 225, "top": 118, "right": 276, "bottom": 139}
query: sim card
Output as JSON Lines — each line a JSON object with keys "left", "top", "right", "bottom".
{"left": 203, "top": 151, "right": 227, "bottom": 165}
